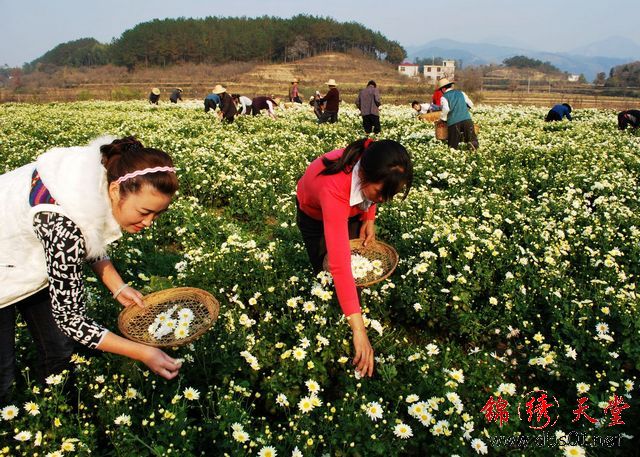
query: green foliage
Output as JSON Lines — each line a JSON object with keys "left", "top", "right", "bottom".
{"left": 503, "top": 55, "right": 561, "bottom": 74}
{"left": 604, "top": 60, "right": 640, "bottom": 88}
{"left": 27, "top": 38, "right": 110, "bottom": 69}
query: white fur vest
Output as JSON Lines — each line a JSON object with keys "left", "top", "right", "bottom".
{"left": 0, "top": 136, "right": 122, "bottom": 307}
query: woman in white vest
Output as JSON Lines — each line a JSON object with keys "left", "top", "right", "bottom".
{"left": 0, "top": 136, "right": 182, "bottom": 401}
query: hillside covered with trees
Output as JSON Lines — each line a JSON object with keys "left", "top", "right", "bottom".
{"left": 27, "top": 15, "right": 406, "bottom": 70}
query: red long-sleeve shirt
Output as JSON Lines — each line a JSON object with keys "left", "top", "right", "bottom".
{"left": 296, "top": 148, "right": 376, "bottom": 316}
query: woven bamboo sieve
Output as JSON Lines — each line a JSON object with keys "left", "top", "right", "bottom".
{"left": 323, "top": 239, "right": 399, "bottom": 287}
{"left": 435, "top": 121, "right": 480, "bottom": 140}
{"left": 418, "top": 112, "right": 441, "bottom": 123}
{"left": 118, "top": 287, "right": 219, "bottom": 348}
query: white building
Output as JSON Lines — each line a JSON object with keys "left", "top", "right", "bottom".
{"left": 398, "top": 61, "right": 420, "bottom": 77}
{"left": 423, "top": 60, "right": 455, "bottom": 82}
{"left": 567, "top": 74, "right": 580, "bottom": 82}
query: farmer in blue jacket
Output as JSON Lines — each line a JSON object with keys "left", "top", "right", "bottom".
{"left": 438, "top": 78, "right": 478, "bottom": 150}
{"left": 545, "top": 103, "right": 572, "bottom": 122}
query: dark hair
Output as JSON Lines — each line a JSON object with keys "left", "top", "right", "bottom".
{"left": 320, "top": 139, "right": 413, "bottom": 202}
{"left": 411, "top": 100, "right": 420, "bottom": 107}
{"left": 562, "top": 103, "right": 572, "bottom": 113}
{"left": 367, "top": 80, "right": 377, "bottom": 87}
{"left": 100, "top": 136, "right": 179, "bottom": 198}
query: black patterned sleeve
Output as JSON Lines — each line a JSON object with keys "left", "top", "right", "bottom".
{"left": 32, "top": 212, "right": 108, "bottom": 349}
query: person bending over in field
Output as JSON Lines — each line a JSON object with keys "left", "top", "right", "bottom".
{"left": 296, "top": 138, "right": 413, "bottom": 378}
{"left": 438, "top": 78, "right": 479, "bottom": 149}
{"left": 232, "top": 94, "right": 253, "bottom": 115}
{"left": 617, "top": 109, "right": 640, "bottom": 130}
{"left": 251, "top": 95, "right": 278, "bottom": 119}
{"left": 545, "top": 103, "right": 572, "bottom": 122}
{"left": 0, "top": 136, "right": 182, "bottom": 403}
{"left": 169, "top": 88, "right": 183, "bottom": 104}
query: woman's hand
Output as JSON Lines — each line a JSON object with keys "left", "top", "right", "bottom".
{"left": 352, "top": 328, "right": 375, "bottom": 377}
{"left": 347, "top": 313, "right": 375, "bottom": 377}
{"left": 140, "top": 346, "right": 182, "bottom": 380}
{"left": 116, "top": 286, "right": 144, "bottom": 308}
{"left": 359, "top": 220, "right": 376, "bottom": 247}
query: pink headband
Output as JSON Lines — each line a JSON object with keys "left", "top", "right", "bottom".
{"left": 115, "top": 166, "right": 176, "bottom": 184}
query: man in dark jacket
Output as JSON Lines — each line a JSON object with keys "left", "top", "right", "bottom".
{"left": 355, "top": 80, "right": 382, "bottom": 134}
{"left": 213, "top": 85, "right": 237, "bottom": 123}
{"left": 169, "top": 88, "right": 183, "bottom": 103}
{"left": 618, "top": 109, "right": 640, "bottom": 130}
{"left": 545, "top": 103, "right": 572, "bottom": 122}
{"left": 317, "top": 79, "right": 340, "bottom": 124}
{"left": 204, "top": 92, "right": 220, "bottom": 113}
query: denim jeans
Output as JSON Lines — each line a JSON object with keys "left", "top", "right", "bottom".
{"left": 0, "top": 288, "right": 74, "bottom": 401}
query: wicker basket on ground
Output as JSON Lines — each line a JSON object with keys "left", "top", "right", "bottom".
{"left": 435, "top": 121, "right": 480, "bottom": 140}
{"left": 118, "top": 287, "right": 219, "bottom": 348}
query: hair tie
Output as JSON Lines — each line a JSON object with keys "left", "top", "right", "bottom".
{"left": 116, "top": 166, "right": 176, "bottom": 184}
{"left": 363, "top": 138, "right": 374, "bottom": 149}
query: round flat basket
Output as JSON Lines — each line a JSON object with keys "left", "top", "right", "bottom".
{"left": 323, "top": 239, "right": 399, "bottom": 287}
{"left": 118, "top": 287, "right": 219, "bottom": 348}
{"left": 418, "top": 112, "right": 441, "bottom": 123}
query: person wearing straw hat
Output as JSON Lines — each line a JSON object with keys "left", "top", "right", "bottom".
{"left": 438, "top": 78, "right": 479, "bottom": 150}
{"left": 296, "top": 138, "right": 413, "bottom": 378}
{"left": 169, "top": 88, "right": 183, "bottom": 104}
{"left": 289, "top": 78, "right": 302, "bottom": 104}
{"left": 0, "top": 136, "right": 183, "bottom": 403}
{"left": 213, "top": 84, "right": 237, "bottom": 123}
{"left": 355, "top": 80, "right": 382, "bottom": 134}
{"left": 317, "top": 79, "right": 340, "bottom": 124}
{"left": 148, "top": 87, "right": 161, "bottom": 105}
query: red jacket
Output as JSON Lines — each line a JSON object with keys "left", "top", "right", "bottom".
{"left": 432, "top": 88, "right": 443, "bottom": 106}
{"left": 296, "top": 148, "right": 376, "bottom": 315}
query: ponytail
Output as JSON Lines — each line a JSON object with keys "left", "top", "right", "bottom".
{"left": 320, "top": 138, "right": 369, "bottom": 176}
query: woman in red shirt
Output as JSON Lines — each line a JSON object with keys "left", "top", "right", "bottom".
{"left": 296, "top": 138, "right": 413, "bottom": 377}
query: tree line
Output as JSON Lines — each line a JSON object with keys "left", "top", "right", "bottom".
{"left": 26, "top": 15, "right": 406, "bottom": 71}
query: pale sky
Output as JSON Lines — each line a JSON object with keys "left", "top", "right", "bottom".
{"left": 2, "top": 0, "right": 639, "bottom": 67}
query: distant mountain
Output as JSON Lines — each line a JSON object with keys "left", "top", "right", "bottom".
{"left": 569, "top": 36, "right": 640, "bottom": 59}
{"left": 406, "top": 38, "right": 637, "bottom": 81}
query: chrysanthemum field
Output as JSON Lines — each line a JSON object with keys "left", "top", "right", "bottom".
{"left": 1, "top": 101, "right": 639, "bottom": 456}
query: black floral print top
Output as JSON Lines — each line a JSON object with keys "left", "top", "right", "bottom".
{"left": 33, "top": 212, "right": 107, "bottom": 349}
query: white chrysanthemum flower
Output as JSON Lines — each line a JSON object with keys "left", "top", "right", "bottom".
{"left": 1, "top": 405, "right": 19, "bottom": 420}
{"left": 471, "top": 438, "right": 488, "bottom": 454}
{"left": 595, "top": 322, "right": 609, "bottom": 334}
{"left": 406, "top": 394, "right": 419, "bottom": 403}
{"left": 45, "top": 373, "right": 64, "bottom": 385}
{"left": 114, "top": 414, "right": 132, "bottom": 426}
{"left": 576, "top": 383, "right": 590, "bottom": 394}
{"left": 292, "top": 347, "right": 307, "bottom": 361}
{"left": 298, "top": 396, "right": 315, "bottom": 413}
{"left": 365, "top": 401, "right": 384, "bottom": 421}
{"left": 14, "top": 430, "right": 32, "bottom": 441}
{"left": 291, "top": 447, "right": 303, "bottom": 457}
{"left": 302, "top": 301, "right": 317, "bottom": 313}
{"left": 232, "top": 429, "right": 249, "bottom": 443}
{"left": 125, "top": 388, "right": 138, "bottom": 399}
{"left": 564, "top": 445, "right": 586, "bottom": 457}
{"left": 24, "top": 401, "right": 40, "bottom": 416}
{"left": 177, "top": 307, "right": 194, "bottom": 323}
{"left": 426, "top": 343, "right": 440, "bottom": 355}
{"left": 497, "top": 383, "right": 517, "bottom": 396}
{"left": 231, "top": 422, "right": 244, "bottom": 432}
{"left": 174, "top": 326, "right": 190, "bottom": 339}
{"left": 276, "top": 393, "right": 289, "bottom": 407}
{"left": 393, "top": 422, "right": 413, "bottom": 439}
{"left": 183, "top": 387, "right": 200, "bottom": 401}
{"left": 258, "top": 446, "right": 277, "bottom": 457}
{"left": 305, "top": 379, "right": 320, "bottom": 394}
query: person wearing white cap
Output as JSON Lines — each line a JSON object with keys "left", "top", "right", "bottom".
{"left": 438, "top": 78, "right": 478, "bottom": 149}
{"left": 148, "top": 87, "right": 161, "bottom": 105}
{"left": 317, "top": 79, "right": 340, "bottom": 124}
